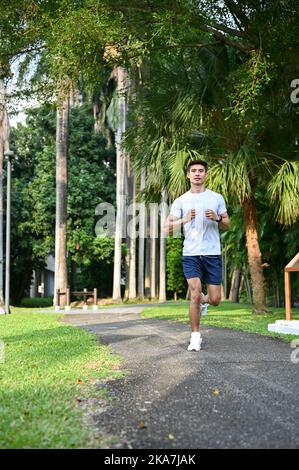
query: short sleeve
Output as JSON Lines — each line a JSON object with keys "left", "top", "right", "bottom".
{"left": 218, "top": 195, "right": 227, "bottom": 215}
{"left": 170, "top": 198, "right": 182, "bottom": 219}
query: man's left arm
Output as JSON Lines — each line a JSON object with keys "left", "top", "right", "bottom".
{"left": 217, "top": 212, "right": 230, "bottom": 230}
{"left": 204, "top": 209, "right": 230, "bottom": 230}
{"left": 216, "top": 195, "right": 230, "bottom": 230}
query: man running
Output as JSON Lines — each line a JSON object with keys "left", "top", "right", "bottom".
{"left": 164, "top": 160, "right": 230, "bottom": 351}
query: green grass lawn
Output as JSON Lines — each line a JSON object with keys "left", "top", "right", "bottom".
{"left": 0, "top": 313, "right": 122, "bottom": 448}
{"left": 141, "top": 300, "right": 299, "bottom": 342}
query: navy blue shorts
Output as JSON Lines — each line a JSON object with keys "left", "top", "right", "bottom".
{"left": 182, "top": 255, "right": 222, "bottom": 285}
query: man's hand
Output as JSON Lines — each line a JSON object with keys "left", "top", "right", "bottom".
{"left": 205, "top": 209, "right": 219, "bottom": 221}
{"left": 205, "top": 209, "right": 230, "bottom": 229}
{"left": 183, "top": 208, "right": 196, "bottom": 224}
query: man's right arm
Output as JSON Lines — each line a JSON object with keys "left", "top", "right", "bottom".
{"left": 164, "top": 210, "right": 194, "bottom": 235}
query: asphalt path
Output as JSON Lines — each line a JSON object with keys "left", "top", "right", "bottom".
{"left": 62, "top": 308, "right": 299, "bottom": 449}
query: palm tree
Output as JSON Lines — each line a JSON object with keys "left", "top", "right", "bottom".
{"left": 159, "top": 189, "right": 167, "bottom": 302}
{"left": 0, "top": 71, "right": 10, "bottom": 314}
{"left": 113, "top": 66, "right": 128, "bottom": 301}
{"left": 150, "top": 202, "right": 158, "bottom": 299}
{"left": 137, "top": 168, "right": 146, "bottom": 299}
{"left": 54, "top": 83, "right": 70, "bottom": 308}
{"left": 128, "top": 167, "right": 137, "bottom": 299}
{"left": 125, "top": 45, "right": 299, "bottom": 313}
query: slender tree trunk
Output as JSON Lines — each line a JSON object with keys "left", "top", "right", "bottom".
{"left": 69, "top": 84, "right": 82, "bottom": 107}
{"left": 124, "top": 247, "right": 129, "bottom": 300}
{"left": 243, "top": 197, "right": 270, "bottom": 313}
{"left": 229, "top": 267, "right": 242, "bottom": 303}
{"left": 113, "top": 67, "right": 128, "bottom": 301}
{"left": 70, "top": 260, "right": 76, "bottom": 293}
{"left": 221, "top": 284, "right": 226, "bottom": 301}
{"left": 144, "top": 213, "right": 151, "bottom": 299}
{"left": 159, "top": 189, "right": 167, "bottom": 302}
{"left": 150, "top": 203, "right": 158, "bottom": 299}
{"left": 221, "top": 242, "right": 227, "bottom": 299}
{"left": 0, "top": 76, "right": 9, "bottom": 313}
{"left": 128, "top": 169, "right": 137, "bottom": 299}
{"left": 123, "top": 158, "right": 130, "bottom": 301}
{"left": 93, "top": 98, "right": 100, "bottom": 132}
{"left": 239, "top": 274, "right": 244, "bottom": 295}
{"left": 54, "top": 86, "right": 70, "bottom": 307}
{"left": 138, "top": 168, "right": 146, "bottom": 299}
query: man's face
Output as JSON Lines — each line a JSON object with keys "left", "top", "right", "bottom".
{"left": 187, "top": 164, "right": 207, "bottom": 185}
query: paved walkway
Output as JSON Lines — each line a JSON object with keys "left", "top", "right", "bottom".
{"left": 62, "top": 308, "right": 299, "bottom": 449}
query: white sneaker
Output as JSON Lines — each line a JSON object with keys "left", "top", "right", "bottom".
{"left": 201, "top": 303, "right": 209, "bottom": 316}
{"left": 187, "top": 332, "right": 202, "bottom": 351}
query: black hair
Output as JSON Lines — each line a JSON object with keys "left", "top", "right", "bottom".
{"left": 186, "top": 159, "right": 208, "bottom": 173}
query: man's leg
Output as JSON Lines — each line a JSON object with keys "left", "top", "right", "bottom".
{"left": 187, "top": 277, "right": 202, "bottom": 332}
{"left": 204, "top": 284, "right": 221, "bottom": 306}
{"left": 201, "top": 256, "right": 222, "bottom": 306}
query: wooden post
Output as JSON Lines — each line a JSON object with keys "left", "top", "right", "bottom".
{"left": 285, "top": 270, "right": 291, "bottom": 321}
{"left": 56, "top": 289, "right": 60, "bottom": 308}
{"left": 83, "top": 288, "right": 88, "bottom": 310}
{"left": 93, "top": 288, "right": 97, "bottom": 305}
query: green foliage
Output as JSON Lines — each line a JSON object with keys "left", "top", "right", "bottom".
{"left": 43, "top": 1, "right": 127, "bottom": 86}
{"left": 19, "top": 297, "right": 53, "bottom": 308}
{"left": 267, "top": 161, "right": 299, "bottom": 225}
{"left": 229, "top": 51, "right": 275, "bottom": 117}
{"left": 10, "top": 101, "right": 116, "bottom": 301}
{"left": 166, "top": 237, "right": 185, "bottom": 298}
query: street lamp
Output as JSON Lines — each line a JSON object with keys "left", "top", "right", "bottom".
{"left": 4, "top": 149, "right": 13, "bottom": 314}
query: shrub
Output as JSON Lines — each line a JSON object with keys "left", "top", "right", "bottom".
{"left": 19, "top": 296, "right": 53, "bottom": 308}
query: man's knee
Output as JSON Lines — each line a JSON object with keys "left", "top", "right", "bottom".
{"left": 190, "top": 289, "right": 201, "bottom": 304}
{"left": 209, "top": 295, "right": 221, "bottom": 306}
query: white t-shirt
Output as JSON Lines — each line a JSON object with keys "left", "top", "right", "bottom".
{"left": 170, "top": 189, "right": 227, "bottom": 256}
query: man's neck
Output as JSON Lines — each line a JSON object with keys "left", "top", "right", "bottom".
{"left": 189, "top": 184, "right": 206, "bottom": 193}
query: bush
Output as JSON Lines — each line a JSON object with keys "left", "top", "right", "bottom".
{"left": 19, "top": 296, "right": 53, "bottom": 308}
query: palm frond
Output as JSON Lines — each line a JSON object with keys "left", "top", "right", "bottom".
{"left": 207, "top": 149, "right": 252, "bottom": 203}
{"left": 167, "top": 147, "right": 204, "bottom": 200}
{"left": 267, "top": 161, "right": 299, "bottom": 225}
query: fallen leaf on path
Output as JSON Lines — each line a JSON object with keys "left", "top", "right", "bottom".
{"left": 138, "top": 420, "right": 147, "bottom": 429}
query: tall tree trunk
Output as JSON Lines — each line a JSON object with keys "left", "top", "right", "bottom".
{"left": 144, "top": 213, "right": 151, "bottom": 299}
{"left": 123, "top": 158, "right": 130, "bottom": 302}
{"left": 69, "top": 84, "right": 82, "bottom": 107}
{"left": 128, "top": 169, "right": 137, "bottom": 299}
{"left": 138, "top": 168, "right": 146, "bottom": 300}
{"left": 229, "top": 267, "right": 242, "bottom": 303}
{"left": 0, "top": 75, "right": 9, "bottom": 314}
{"left": 54, "top": 86, "right": 69, "bottom": 308}
{"left": 93, "top": 98, "right": 100, "bottom": 132}
{"left": 150, "top": 203, "right": 158, "bottom": 299}
{"left": 113, "top": 67, "right": 128, "bottom": 301}
{"left": 159, "top": 189, "right": 167, "bottom": 302}
{"left": 243, "top": 197, "right": 270, "bottom": 313}
{"left": 221, "top": 242, "right": 227, "bottom": 300}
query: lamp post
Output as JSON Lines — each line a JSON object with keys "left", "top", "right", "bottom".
{"left": 4, "top": 149, "right": 13, "bottom": 314}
